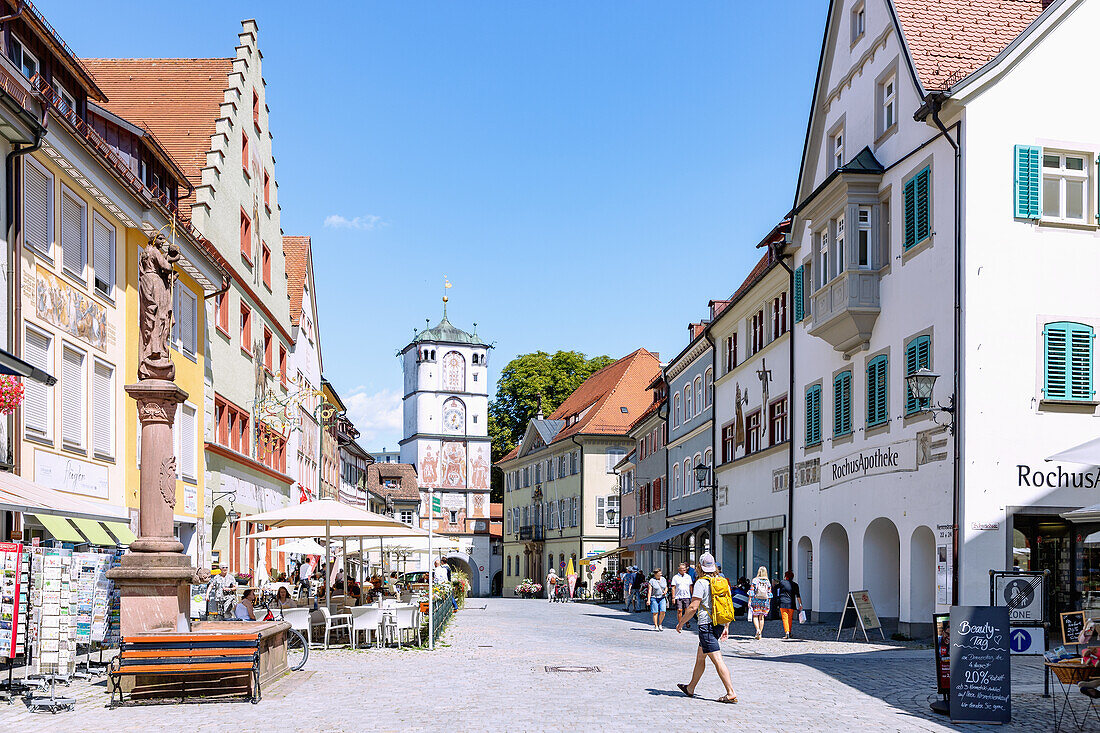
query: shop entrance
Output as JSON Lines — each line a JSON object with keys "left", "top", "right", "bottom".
{"left": 1013, "top": 514, "right": 1074, "bottom": 619}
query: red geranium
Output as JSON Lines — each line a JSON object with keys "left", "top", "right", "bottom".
{"left": 0, "top": 376, "right": 23, "bottom": 415}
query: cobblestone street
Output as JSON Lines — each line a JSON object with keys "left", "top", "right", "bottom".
{"left": 0, "top": 598, "right": 1065, "bottom": 732}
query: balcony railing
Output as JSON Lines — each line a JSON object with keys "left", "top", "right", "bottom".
{"left": 808, "top": 269, "right": 881, "bottom": 353}
{"left": 519, "top": 525, "right": 544, "bottom": 541}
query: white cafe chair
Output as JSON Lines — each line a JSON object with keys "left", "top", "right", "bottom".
{"left": 393, "top": 604, "right": 421, "bottom": 647}
{"left": 312, "top": 607, "right": 352, "bottom": 649}
{"left": 282, "top": 607, "right": 314, "bottom": 647}
{"left": 349, "top": 605, "right": 383, "bottom": 649}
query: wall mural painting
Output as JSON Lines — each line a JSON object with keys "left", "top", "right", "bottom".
{"left": 442, "top": 351, "right": 465, "bottom": 392}
{"left": 440, "top": 441, "right": 467, "bottom": 489}
{"left": 35, "top": 266, "right": 108, "bottom": 351}
{"left": 419, "top": 443, "right": 439, "bottom": 487}
{"left": 469, "top": 443, "right": 490, "bottom": 489}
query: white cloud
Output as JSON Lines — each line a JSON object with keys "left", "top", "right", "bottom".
{"left": 323, "top": 213, "right": 385, "bottom": 230}
{"left": 343, "top": 387, "right": 403, "bottom": 449}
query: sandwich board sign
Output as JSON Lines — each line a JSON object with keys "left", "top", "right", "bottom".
{"left": 836, "top": 590, "right": 886, "bottom": 642}
{"left": 949, "top": 605, "right": 1011, "bottom": 724}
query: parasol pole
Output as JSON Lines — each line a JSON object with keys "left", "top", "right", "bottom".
{"left": 429, "top": 488, "right": 434, "bottom": 651}
{"left": 326, "top": 519, "right": 332, "bottom": 618}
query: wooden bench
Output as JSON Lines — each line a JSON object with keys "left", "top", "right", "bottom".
{"left": 108, "top": 632, "right": 262, "bottom": 706}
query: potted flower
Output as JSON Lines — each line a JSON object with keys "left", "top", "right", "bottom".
{"left": 514, "top": 578, "right": 542, "bottom": 599}
{"left": 0, "top": 376, "right": 23, "bottom": 415}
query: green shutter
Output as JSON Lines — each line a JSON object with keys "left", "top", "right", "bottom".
{"left": 1015, "top": 144, "right": 1041, "bottom": 220}
{"left": 1045, "top": 322, "right": 1095, "bottom": 402}
{"left": 805, "top": 385, "right": 821, "bottom": 446}
{"left": 867, "top": 355, "right": 888, "bottom": 427}
{"left": 794, "top": 266, "right": 805, "bottom": 322}
{"left": 833, "top": 370, "right": 851, "bottom": 436}
{"left": 905, "top": 335, "right": 931, "bottom": 414}
{"left": 915, "top": 167, "right": 930, "bottom": 243}
{"left": 903, "top": 177, "right": 916, "bottom": 249}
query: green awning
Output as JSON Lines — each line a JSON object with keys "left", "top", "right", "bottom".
{"left": 33, "top": 514, "right": 84, "bottom": 543}
{"left": 71, "top": 517, "right": 115, "bottom": 546}
{"left": 103, "top": 520, "right": 136, "bottom": 545}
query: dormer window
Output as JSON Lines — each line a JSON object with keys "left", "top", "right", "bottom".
{"left": 55, "top": 81, "right": 76, "bottom": 118}
{"left": 8, "top": 36, "right": 37, "bottom": 81}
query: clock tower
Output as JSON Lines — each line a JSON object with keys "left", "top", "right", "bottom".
{"left": 399, "top": 296, "right": 492, "bottom": 595}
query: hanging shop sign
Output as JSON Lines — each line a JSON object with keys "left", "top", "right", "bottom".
{"left": 949, "top": 605, "right": 1011, "bottom": 724}
{"left": 821, "top": 440, "right": 916, "bottom": 489}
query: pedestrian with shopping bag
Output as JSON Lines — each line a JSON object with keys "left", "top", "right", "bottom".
{"left": 777, "top": 571, "right": 803, "bottom": 640}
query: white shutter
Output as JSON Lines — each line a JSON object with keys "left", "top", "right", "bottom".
{"left": 596, "top": 496, "right": 606, "bottom": 526}
{"left": 60, "top": 190, "right": 84, "bottom": 277}
{"left": 182, "top": 289, "right": 197, "bottom": 355}
{"left": 92, "top": 216, "right": 114, "bottom": 296}
{"left": 23, "top": 328, "right": 50, "bottom": 436}
{"left": 171, "top": 281, "right": 180, "bottom": 348}
{"left": 60, "top": 346, "right": 84, "bottom": 448}
{"left": 181, "top": 404, "right": 196, "bottom": 480}
{"left": 92, "top": 360, "right": 113, "bottom": 457}
{"left": 23, "top": 161, "right": 50, "bottom": 255}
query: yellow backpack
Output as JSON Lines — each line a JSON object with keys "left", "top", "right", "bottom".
{"left": 708, "top": 576, "right": 736, "bottom": 626}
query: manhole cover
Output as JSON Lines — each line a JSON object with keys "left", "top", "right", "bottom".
{"left": 545, "top": 666, "right": 600, "bottom": 673}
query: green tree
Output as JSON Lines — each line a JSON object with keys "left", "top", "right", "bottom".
{"left": 488, "top": 351, "right": 614, "bottom": 461}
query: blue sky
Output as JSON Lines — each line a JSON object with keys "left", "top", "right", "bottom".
{"left": 50, "top": 1, "right": 827, "bottom": 451}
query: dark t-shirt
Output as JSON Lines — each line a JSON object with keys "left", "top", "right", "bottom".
{"left": 778, "top": 579, "right": 801, "bottom": 609}
{"left": 632, "top": 573, "right": 646, "bottom": 590}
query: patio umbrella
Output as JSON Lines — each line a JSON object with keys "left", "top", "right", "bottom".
{"left": 566, "top": 557, "right": 577, "bottom": 598}
{"left": 239, "top": 498, "right": 409, "bottom": 614}
{"left": 273, "top": 538, "right": 327, "bottom": 555}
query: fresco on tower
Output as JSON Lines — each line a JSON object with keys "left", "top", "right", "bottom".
{"left": 419, "top": 442, "right": 439, "bottom": 486}
{"left": 440, "top": 441, "right": 467, "bottom": 488}
{"left": 470, "top": 444, "right": 490, "bottom": 489}
{"left": 442, "top": 351, "right": 465, "bottom": 391}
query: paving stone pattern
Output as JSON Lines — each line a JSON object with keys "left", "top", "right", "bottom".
{"left": 0, "top": 599, "right": 1067, "bottom": 732}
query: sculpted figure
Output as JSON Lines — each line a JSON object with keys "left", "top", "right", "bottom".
{"left": 137, "top": 234, "right": 180, "bottom": 380}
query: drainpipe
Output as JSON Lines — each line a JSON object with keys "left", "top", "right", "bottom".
{"left": 771, "top": 245, "right": 797, "bottom": 575}
{"left": 925, "top": 94, "right": 962, "bottom": 607}
{"left": 6, "top": 109, "right": 45, "bottom": 478}
{"left": 0, "top": 1, "right": 26, "bottom": 25}
{"left": 702, "top": 327, "right": 717, "bottom": 554}
{"left": 570, "top": 434, "right": 584, "bottom": 573}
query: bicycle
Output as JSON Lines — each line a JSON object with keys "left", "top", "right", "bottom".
{"left": 260, "top": 601, "right": 308, "bottom": 671}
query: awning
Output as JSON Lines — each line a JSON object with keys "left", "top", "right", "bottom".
{"left": 0, "top": 468, "right": 127, "bottom": 523}
{"left": 588, "top": 546, "right": 632, "bottom": 561}
{"left": 629, "top": 518, "right": 710, "bottom": 549}
{"left": 104, "top": 521, "right": 136, "bottom": 545}
{"left": 1063, "top": 504, "right": 1100, "bottom": 524}
{"left": 1047, "top": 437, "right": 1100, "bottom": 465}
{"left": 70, "top": 517, "right": 115, "bottom": 546}
{"left": 32, "top": 514, "right": 83, "bottom": 543}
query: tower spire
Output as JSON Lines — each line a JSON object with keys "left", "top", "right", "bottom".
{"left": 442, "top": 275, "right": 452, "bottom": 320}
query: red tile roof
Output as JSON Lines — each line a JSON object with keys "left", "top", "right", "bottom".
{"left": 548, "top": 348, "right": 662, "bottom": 443}
{"left": 894, "top": 0, "right": 1048, "bottom": 91}
{"left": 283, "top": 236, "right": 310, "bottom": 327}
{"left": 365, "top": 463, "right": 420, "bottom": 502}
{"left": 82, "top": 58, "right": 234, "bottom": 217}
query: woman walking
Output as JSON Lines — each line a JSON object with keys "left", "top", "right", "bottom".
{"left": 777, "top": 571, "right": 803, "bottom": 639}
{"left": 674, "top": 553, "right": 738, "bottom": 703}
{"left": 647, "top": 568, "right": 668, "bottom": 631}
{"left": 749, "top": 567, "right": 772, "bottom": 640}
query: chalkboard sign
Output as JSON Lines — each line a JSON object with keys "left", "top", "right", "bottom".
{"left": 1061, "top": 610, "right": 1086, "bottom": 646}
{"left": 949, "top": 606, "right": 1011, "bottom": 724}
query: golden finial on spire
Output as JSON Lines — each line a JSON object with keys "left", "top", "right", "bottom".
{"left": 442, "top": 275, "right": 452, "bottom": 317}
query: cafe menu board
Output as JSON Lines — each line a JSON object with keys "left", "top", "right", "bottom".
{"left": 0, "top": 542, "right": 23, "bottom": 658}
{"left": 1061, "top": 610, "right": 1087, "bottom": 646}
{"left": 30, "top": 548, "right": 76, "bottom": 677}
{"left": 949, "top": 606, "right": 1011, "bottom": 724}
{"left": 933, "top": 613, "right": 951, "bottom": 695}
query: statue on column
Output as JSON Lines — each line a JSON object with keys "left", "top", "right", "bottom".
{"left": 137, "top": 233, "right": 180, "bottom": 381}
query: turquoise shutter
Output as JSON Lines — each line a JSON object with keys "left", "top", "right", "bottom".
{"left": 905, "top": 336, "right": 931, "bottom": 414}
{"left": 805, "top": 385, "right": 821, "bottom": 445}
{"left": 1045, "top": 322, "right": 1095, "bottom": 401}
{"left": 903, "top": 177, "right": 916, "bottom": 249}
{"left": 867, "top": 356, "right": 888, "bottom": 426}
{"left": 1015, "top": 145, "right": 1041, "bottom": 220}
{"left": 794, "top": 266, "right": 804, "bottom": 322}
{"left": 915, "top": 167, "right": 930, "bottom": 243}
{"left": 833, "top": 370, "right": 851, "bottom": 436}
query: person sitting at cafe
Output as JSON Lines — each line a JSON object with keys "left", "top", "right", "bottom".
{"left": 388, "top": 571, "right": 401, "bottom": 595}
{"left": 274, "top": 586, "right": 293, "bottom": 612}
{"left": 347, "top": 579, "right": 362, "bottom": 604}
{"left": 234, "top": 588, "right": 257, "bottom": 621}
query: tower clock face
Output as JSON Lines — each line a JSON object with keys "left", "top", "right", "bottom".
{"left": 443, "top": 401, "right": 465, "bottom": 433}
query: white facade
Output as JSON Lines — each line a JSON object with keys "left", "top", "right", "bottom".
{"left": 286, "top": 246, "right": 323, "bottom": 504}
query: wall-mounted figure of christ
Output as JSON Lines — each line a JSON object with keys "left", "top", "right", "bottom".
{"left": 137, "top": 234, "right": 181, "bottom": 380}
{"left": 469, "top": 444, "right": 490, "bottom": 489}
{"left": 440, "top": 441, "right": 467, "bottom": 489}
{"left": 419, "top": 444, "right": 439, "bottom": 486}
{"left": 442, "top": 351, "right": 465, "bottom": 392}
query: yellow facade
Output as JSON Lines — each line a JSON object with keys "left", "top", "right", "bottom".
{"left": 123, "top": 227, "right": 208, "bottom": 527}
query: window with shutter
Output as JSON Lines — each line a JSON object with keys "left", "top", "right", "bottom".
{"left": 596, "top": 496, "right": 606, "bottom": 526}
{"left": 1044, "top": 322, "right": 1094, "bottom": 402}
{"left": 23, "top": 159, "right": 51, "bottom": 256}
{"left": 181, "top": 403, "right": 197, "bottom": 481}
{"left": 23, "top": 327, "right": 51, "bottom": 437}
{"left": 794, "top": 266, "right": 804, "bottom": 322}
{"left": 833, "top": 370, "right": 852, "bottom": 436}
{"left": 92, "top": 360, "right": 113, "bottom": 458}
{"left": 903, "top": 167, "right": 931, "bottom": 250}
{"left": 904, "top": 335, "right": 932, "bottom": 414}
{"left": 180, "top": 287, "right": 197, "bottom": 356}
{"left": 1015, "top": 145, "right": 1041, "bottom": 219}
{"left": 866, "top": 355, "right": 889, "bottom": 427}
{"left": 61, "top": 345, "right": 85, "bottom": 449}
{"left": 60, "top": 189, "right": 86, "bottom": 279}
{"left": 92, "top": 215, "right": 114, "bottom": 297}
{"left": 805, "top": 385, "right": 822, "bottom": 446}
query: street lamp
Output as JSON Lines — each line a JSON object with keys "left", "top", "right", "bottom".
{"left": 904, "top": 367, "right": 955, "bottom": 432}
{"left": 693, "top": 462, "right": 716, "bottom": 491}
{"left": 606, "top": 508, "right": 617, "bottom": 526}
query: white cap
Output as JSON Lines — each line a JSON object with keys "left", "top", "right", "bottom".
{"left": 699, "top": 552, "right": 717, "bottom": 573}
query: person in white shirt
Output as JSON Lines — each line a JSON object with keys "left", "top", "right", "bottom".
{"left": 545, "top": 569, "right": 559, "bottom": 602}
{"left": 671, "top": 562, "right": 694, "bottom": 630}
{"left": 675, "top": 553, "right": 738, "bottom": 703}
{"left": 433, "top": 559, "right": 450, "bottom": 585}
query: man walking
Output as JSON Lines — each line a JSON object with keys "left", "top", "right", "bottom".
{"left": 675, "top": 553, "right": 738, "bottom": 703}
{"left": 630, "top": 567, "right": 646, "bottom": 613}
{"left": 671, "top": 562, "right": 694, "bottom": 630}
{"left": 623, "top": 566, "right": 637, "bottom": 612}
{"left": 546, "top": 567, "right": 559, "bottom": 602}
